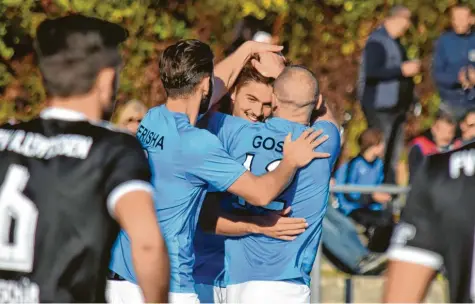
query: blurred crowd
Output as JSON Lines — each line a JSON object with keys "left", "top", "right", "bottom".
{"left": 328, "top": 3, "right": 475, "bottom": 276}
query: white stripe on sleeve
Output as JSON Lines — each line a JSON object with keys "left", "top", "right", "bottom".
{"left": 387, "top": 246, "right": 443, "bottom": 270}
{"left": 107, "top": 180, "right": 153, "bottom": 219}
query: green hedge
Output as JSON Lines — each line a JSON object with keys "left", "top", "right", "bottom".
{"left": 0, "top": 0, "right": 471, "bottom": 156}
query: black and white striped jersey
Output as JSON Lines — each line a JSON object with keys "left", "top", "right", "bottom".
{"left": 0, "top": 107, "right": 152, "bottom": 303}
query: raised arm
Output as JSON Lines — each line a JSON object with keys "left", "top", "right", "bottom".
{"left": 227, "top": 129, "right": 329, "bottom": 207}
{"left": 210, "top": 41, "right": 283, "bottom": 107}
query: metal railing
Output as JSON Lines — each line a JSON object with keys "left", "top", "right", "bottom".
{"left": 310, "top": 184, "right": 411, "bottom": 303}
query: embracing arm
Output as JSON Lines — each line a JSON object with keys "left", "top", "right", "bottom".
{"left": 227, "top": 129, "right": 329, "bottom": 207}
{"left": 198, "top": 193, "right": 307, "bottom": 241}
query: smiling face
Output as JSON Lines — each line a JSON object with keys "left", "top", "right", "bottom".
{"left": 231, "top": 81, "right": 273, "bottom": 122}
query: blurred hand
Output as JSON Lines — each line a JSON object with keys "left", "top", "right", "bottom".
{"left": 372, "top": 192, "right": 392, "bottom": 203}
{"left": 243, "top": 40, "right": 283, "bottom": 56}
{"left": 330, "top": 178, "right": 336, "bottom": 187}
{"left": 468, "top": 66, "right": 475, "bottom": 85}
{"left": 401, "top": 60, "right": 421, "bottom": 77}
{"left": 255, "top": 207, "right": 308, "bottom": 241}
{"left": 251, "top": 51, "right": 286, "bottom": 78}
{"left": 459, "top": 67, "right": 472, "bottom": 89}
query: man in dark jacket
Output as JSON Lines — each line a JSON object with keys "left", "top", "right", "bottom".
{"left": 408, "top": 111, "right": 456, "bottom": 182}
{"left": 358, "top": 5, "right": 420, "bottom": 183}
{"left": 433, "top": 4, "right": 475, "bottom": 120}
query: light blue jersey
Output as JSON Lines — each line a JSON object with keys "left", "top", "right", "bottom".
{"left": 206, "top": 112, "right": 340, "bottom": 286}
{"left": 109, "top": 105, "right": 247, "bottom": 293}
{"left": 193, "top": 189, "right": 228, "bottom": 288}
{"left": 193, "top": 224, "right": 226, "bottom": 287}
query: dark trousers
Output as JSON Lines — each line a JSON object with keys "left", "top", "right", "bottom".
{"left": 349, "top": 208, "right": 388, "bottom": 228}
{"left": 362, "top": 107, "right": 406, "bottom": 184}
{"left": 349, "top": 208, "right": 394, "bottom": 253}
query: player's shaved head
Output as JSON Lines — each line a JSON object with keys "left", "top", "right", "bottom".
{"left": 273, "top": 65, "right": 319, "bottom": 109}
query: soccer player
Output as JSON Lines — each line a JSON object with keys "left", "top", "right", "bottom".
{"left": 204, "top": 65, "right": 341, "bottom": 302}
{"left": 0, "top": 15, "right": 169, "bottom": 303}
{"left": 384, "top": 142, "right": 475, "bottom": 302}
{"left": 194, "top": 59, "right": 307, "bottom": 303}
{"left": 108, "top": 39, "right": 329, "bottom": 303}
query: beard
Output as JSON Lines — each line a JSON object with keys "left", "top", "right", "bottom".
{"left": 101, "top": 102, "right": 116, "bottom": 121}
{"left": 198, "top": 75, "right": 214, "bottom": 115}
{"left": 101, "top": 70, "right": 120, "bottom": 121}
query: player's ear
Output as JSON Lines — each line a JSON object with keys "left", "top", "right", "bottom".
{"left": 199, "top": 76, "right": 210, "bottom": 96}
{"left": 95, "top": 67, "right": 116, "bottom": 105}
{"left": 315, "top": 94, "right": 323, "bottom": 110}
{"left": 231, "top": 89, "right": 237, "bottom": 104}
{"left": 271, "top": 93, "right": 278, "bottom": 111}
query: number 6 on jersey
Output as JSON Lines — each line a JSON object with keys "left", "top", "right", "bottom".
{"left": 0, "top": 165, "right": 38, "bottom": 273}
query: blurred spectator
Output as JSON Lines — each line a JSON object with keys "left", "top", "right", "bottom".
{"left": 408, "top": 111, "right": 456, "bottom": 181}
{"left": 454, "top": 108, "right": 475, "bottom": 147}
{"left": 116, "top": 99, "right": 148, "bottom": 134}
{"left": 433, "top": 4, "right": 475, "bottom": 120}
{"left": 323, "top": 126, "right": 387, "bottom": 275}
{"left": 357, "top": 5, "right": 419, "bottom": 183}
{"left": 323, "top": 205, "right": 387, "bottom": 275}
{"left": 334, "top": 128, "right": 391, "bottom": 227}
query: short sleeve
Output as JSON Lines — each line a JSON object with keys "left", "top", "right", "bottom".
{"left": 105, "top": 133, "right": 153, "bottom": 219}
{"left": 136, "top": 109, "right": 164, "bottom": 152}
{"left": 183, "top": 130, "right": 247, "bottom": 192}
{"left": 387, "top": 160, "right": 443, "bottom": 269}
{"left": 311, "top": 120, "right": 341, "bottom": 169}
{"left": 204, "top": 111, "right": 250, "bottom": 151}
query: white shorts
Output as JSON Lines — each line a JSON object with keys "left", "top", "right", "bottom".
{"left": 226, "top": 280, "right": 310, "bottom": 303}
{"left": 169, "top": 292, "right": 200, "bottom": 304}
{"left": 106, "top": 280, "right": 144, "bottom": 304}
{"left": 106, "top": 280, "right": 199, "bottom": 304}
{"left": 194, "top": 283, "right": 226, "bottom": 303}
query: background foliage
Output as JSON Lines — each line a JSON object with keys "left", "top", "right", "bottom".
{"left": 0, "top": 0, "right": 473, "bottom": 159}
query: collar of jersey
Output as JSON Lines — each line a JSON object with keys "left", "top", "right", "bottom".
{"left": 267, "top": 117, "right": 307, "bottom": 131}
{"left": 161, "top": 104, "right": 190, "bottom": 123}
{"left": 40, "top": 107, "right": 88, "bottom": 121}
